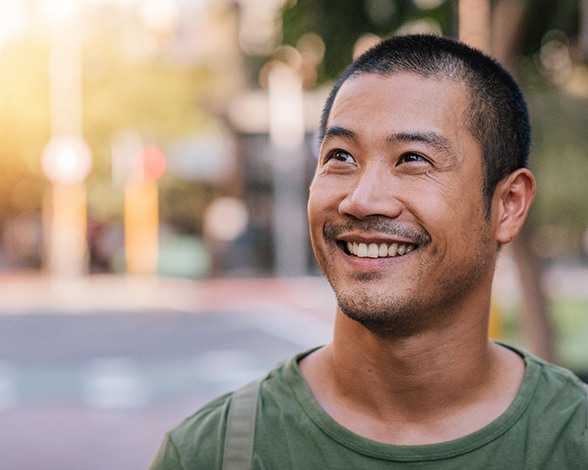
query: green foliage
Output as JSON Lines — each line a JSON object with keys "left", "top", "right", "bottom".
{"left": 0, "top": 35, "right": 51, "bottom": 217}
{"left": 517, "top": 0, "right": 580, "bottom": 56}
{"left": 554, "top": 298, "right": 588, "bottom": 372}
{"left": 84, "top": 35, "right": 213, "bottom": 143}
{"left": 527, "top": 88, "right": 588, "bottom": 256}
{"left": 499, "top": 297, "right": 588, "bottom": 373}
{"left": 0, "top": 23, "right": 218, "bottom": 224}
{"left": 281, "top": 0, "right": 455, "bottom": 82}
{"left": 83, "top": 32, "right": 217, "bottom": 222}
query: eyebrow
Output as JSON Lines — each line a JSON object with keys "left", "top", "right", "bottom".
{"left": 388, "top": 131, "right": 453, "bottom": 153}
{"left": 322, "top": 126, "right": 358, "bottom": 142}
{"left": 323, "top": 126, "right": 453, "bottom": 154}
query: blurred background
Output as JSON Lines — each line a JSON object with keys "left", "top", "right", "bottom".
{"left": 0, "top": 0, "right": 587, "bottom": 468}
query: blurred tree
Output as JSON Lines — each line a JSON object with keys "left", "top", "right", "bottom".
{"left": 281, "top": 0, "right": 455, "bottom": 82}
{"left": 0, "top": 36, "right": 50, "bottom": 219}
{"left": 83, "top": 21, "right": 220, "bottom": 228}
{"left": 0, "top": 7, "right": 226, "bottom": 241}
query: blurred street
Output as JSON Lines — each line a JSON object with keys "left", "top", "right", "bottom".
{"left": 0, "top": 274, "right": 336, "bottom": 470}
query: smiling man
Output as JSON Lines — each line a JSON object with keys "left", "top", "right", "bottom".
{"left": 151, "top": 35, "right": 588, "bottom": 469}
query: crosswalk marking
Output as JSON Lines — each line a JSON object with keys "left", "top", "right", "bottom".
{"left": 0, "top": 361, "right": 17, "bottom": 409}
{"left": 83, "top": 357, "right": 151, "bottom": 409}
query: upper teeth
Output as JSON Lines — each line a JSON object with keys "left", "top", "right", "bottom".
{"left": 346, "top": 241, "right": 415, "bottom": 258}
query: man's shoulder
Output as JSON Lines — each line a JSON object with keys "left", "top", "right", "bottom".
{"left": 169, "top": 391, "right": 233, "bottom": 442}
{"left": 149, "top": 392, "right": 234, "bottom": 470}
{"left": 518, "top": 345, "right": 588, "bottom": 397}
{"left": 157, "top": 354, "right": 300, "bottom": 466}
{"left": 510, "top": 343, "right": 588, "bottom": 433}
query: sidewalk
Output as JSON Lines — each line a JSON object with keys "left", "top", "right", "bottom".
{"left": 0, "top": 273, "right": 337, "bottom": 320}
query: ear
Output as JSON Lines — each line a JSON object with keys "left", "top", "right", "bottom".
{"left": 493, "top": 168, "right": 536, "bottom": 244}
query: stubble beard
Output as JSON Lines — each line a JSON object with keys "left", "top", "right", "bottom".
{"left": 330, "top": 268, "right": 431, "bottom": 339}
{"left": 317, "top": 226, "right": 493, "bottom": 340}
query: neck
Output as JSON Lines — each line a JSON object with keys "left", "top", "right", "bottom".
{"left": 299, "top": 304, "right": 525, "bottom": 444}
{"left": 331, "top": 308, "right": 493, "bottom": 402}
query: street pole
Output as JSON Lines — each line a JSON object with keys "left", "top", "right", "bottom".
{"left": 268, "top": 62, "right": 307, "bottom": 277}
{"left": 458, "top": 0, "right": 491, "bottom": 52}
{"left": 42, "top": 1, "right": 92, "bottom": 278}
{"left": 124, "top": 146, "right": 166, "bottom": 276}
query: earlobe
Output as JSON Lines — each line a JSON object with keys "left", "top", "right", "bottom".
{"left": 494, "top": 169, "right": 536, "bottom": 244}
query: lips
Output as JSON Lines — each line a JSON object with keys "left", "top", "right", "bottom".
{"left": 345, "top": 241, "right": 416, "bottom": 258}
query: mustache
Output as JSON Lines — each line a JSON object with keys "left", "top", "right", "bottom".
{"left": 324, "top": 219, "right": 432, "bottom": 246}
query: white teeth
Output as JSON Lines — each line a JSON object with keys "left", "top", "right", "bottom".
{"left": 388, "top": 243, "right": 398, "bottom": 256}
{"left": 357, "top": 243, "right": 368, "bottom": 257}
{"left": 345, "top": 241, "right": 416, "bottom": 259}
{"left": 378, "top": 243, "right": 388, "bottom": 257}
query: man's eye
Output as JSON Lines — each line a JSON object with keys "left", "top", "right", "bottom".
{"left": 330, "top": 150, "right": 356, "bottom": 165}
{"left": 398, "top": 153, "right": 428, "bottom": 164}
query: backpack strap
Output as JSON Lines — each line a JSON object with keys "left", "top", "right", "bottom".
{"left": 582, "top": 382, "right": 588, "bottom": 430}
{"left": 222, "top": 378, "right": 263, "bottom": 470}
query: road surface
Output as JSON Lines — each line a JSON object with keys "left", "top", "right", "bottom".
{"left": 0, "top": 275, "right": 335, "bottom": 470}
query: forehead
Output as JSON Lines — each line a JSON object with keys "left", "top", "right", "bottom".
{"left": 327, "top": 72, "right": 472, "bottom": 131}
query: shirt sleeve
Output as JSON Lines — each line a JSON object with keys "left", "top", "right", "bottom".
{"left": 149, "top": 433, "right": 185, "bottom": 470}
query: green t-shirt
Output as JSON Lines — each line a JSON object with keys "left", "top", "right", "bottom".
{"left": 150, "top": 344, "right": 588, "bottom": 469}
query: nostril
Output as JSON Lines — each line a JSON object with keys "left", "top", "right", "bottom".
{"left": 338, "top": 177, "right": 403, "bottom": 220}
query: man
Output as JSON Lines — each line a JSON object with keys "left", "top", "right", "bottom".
{"left": 151, "top": 34, "right": 588, "bottom": 469}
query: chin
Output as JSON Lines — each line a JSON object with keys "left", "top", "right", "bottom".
{"left": 335, "top": 289, "right": 429, "bottom": 339}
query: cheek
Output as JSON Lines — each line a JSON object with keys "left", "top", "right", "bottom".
{"left": 308, "top": 178, "right": 340, "bottom": 216}
{"left": 307, "top": 186, "right": 328, "bottom": 239}
{"left": 307, "top": 190, "right": 333, "bottom": 271}
{"left": 407, "top": 185, "right": 485, "bottom": 250}
{"left": 416, "top": 172, "right": 483, "bottom": 216}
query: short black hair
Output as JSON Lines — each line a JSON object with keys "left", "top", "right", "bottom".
{"left": 319, "top": 34, "right": 531, "bottom": 215}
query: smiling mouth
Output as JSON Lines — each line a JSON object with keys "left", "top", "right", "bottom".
{"left": 343, "top": 241, "right": 417, "bottom": 259}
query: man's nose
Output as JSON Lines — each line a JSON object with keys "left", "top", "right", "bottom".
{"left": 338, "top": 165, "right": 403, "bottom": 220}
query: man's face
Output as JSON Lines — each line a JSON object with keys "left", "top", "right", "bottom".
{"left": 308, "top": 72, "right": 498, "bottom": 336}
